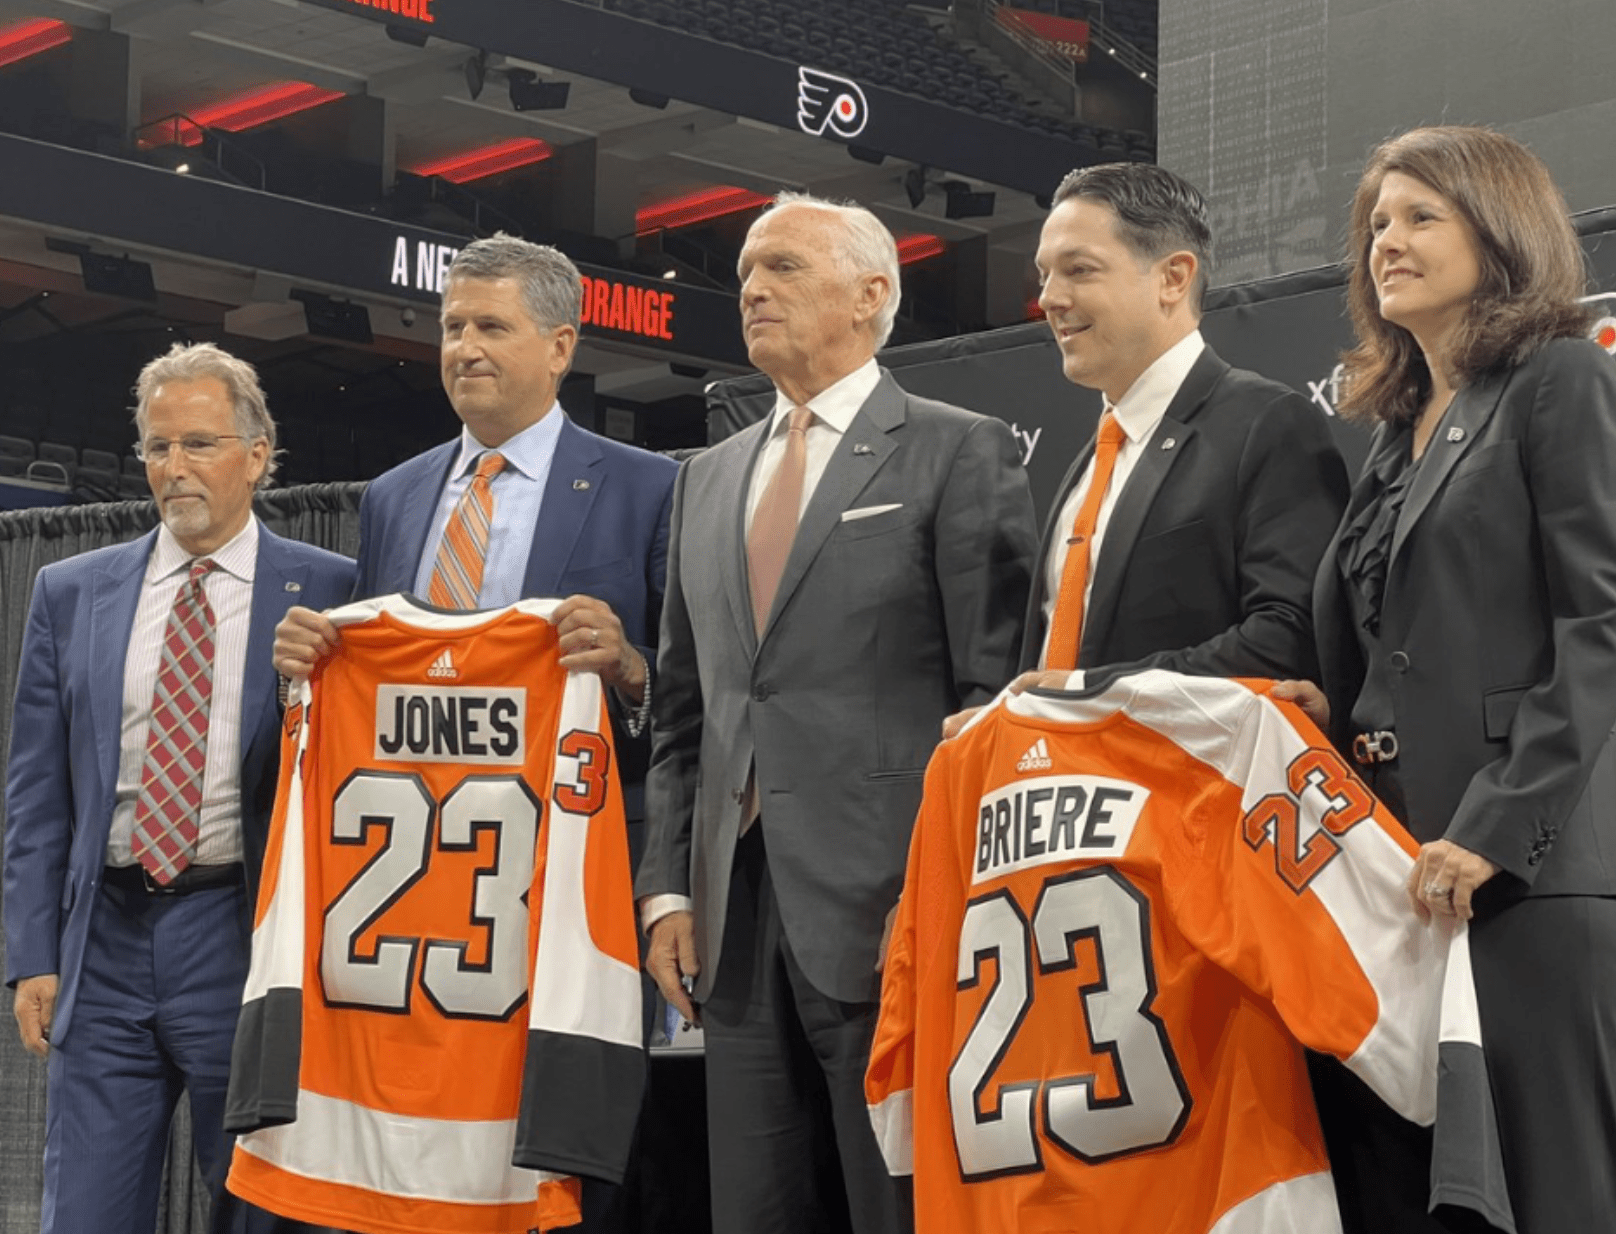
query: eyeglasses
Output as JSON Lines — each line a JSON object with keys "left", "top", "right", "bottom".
{"left": 134, "top": 434, "right": 246, "bottom": 464}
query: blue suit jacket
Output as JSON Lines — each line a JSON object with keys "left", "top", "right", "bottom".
{"left": 352, "top": 413, "right": 678, "bottom": 816}
{"left": 2, "top": 524, "right": 355, "bottom": 1044}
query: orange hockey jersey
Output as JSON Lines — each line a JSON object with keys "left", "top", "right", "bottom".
{"left": 225, "top": 596, "right": 644, "bottom": 1234}
{"left": 866, "top": 671, "right": 1511, "bottom": 1234}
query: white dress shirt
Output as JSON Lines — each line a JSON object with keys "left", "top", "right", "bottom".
{"left": 640, "top": 359, "right": 882, "bottom": 934}
{"left": 744, "top": 358, "right": 881, "bottom": 531}
{"left": 412, "top": 406, "right": 565, "bottom": 607}
{"left": 107, "top": 517, "right": 259, "bottom": 867}
{"left": 1038, "top": 331, "right": 1206, "bottom": 667}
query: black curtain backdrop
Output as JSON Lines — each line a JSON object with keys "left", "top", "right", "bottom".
{"left": 0, "top": 483, "right": 363, "bottom": 1234}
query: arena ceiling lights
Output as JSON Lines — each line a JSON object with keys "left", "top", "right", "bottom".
{"left": 409, "top": 137, "right": 554, "bottom": 184}
{"left": 0, "top": 17, "right": 71, "bottom": 68}
{"left": 636, "top": 187, "right": 773, "bottom": 236}
{"left": 184, "top": 81, "right": 346, "bottom": 140}
{"left": 896, "top": 235, "right": 947, "bottom": 266}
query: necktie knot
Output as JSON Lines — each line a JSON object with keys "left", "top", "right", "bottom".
{"left": 473, "top": 451, "right": 506, "bottom": 483}
{"left": 1097, "top": 411, "right": 1126, "bottom": 449}
{"left": 786, "top": 406, "right": 814, "bottom": 436}
{"left": 187, "top": 557, "right": 217, "bottom": 583}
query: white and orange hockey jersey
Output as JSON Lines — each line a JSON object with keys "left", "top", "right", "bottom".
{"left": 866, "top": 671, "right": 1512, "bottom": 1234}
{"left": 225, "top": 596, "right": 644, "bottom": 1234}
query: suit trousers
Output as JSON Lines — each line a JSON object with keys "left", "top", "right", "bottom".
{"left": 43, "top": 873, "right": 249, "bottom": 1234}
{"left": 700, "top": 827, "right": 912, "bottom": 1234}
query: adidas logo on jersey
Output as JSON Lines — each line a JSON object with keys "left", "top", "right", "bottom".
{"left": 1016, "top": 738, "right": 1052, "bottom": 772}
{"left": 426, "top": 650, "right": 458, "bottom": 680}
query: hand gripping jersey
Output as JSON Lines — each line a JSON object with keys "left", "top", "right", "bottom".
{"left": 224, "top": 596, "right": 645, "bottom": 1234}
{"left": 866, "top": 671, "right": 1513, "bottom": 1234}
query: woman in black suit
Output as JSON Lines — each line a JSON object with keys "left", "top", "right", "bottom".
{"left": 1278, "top": 126, "right": 1616, "bottom": 1233}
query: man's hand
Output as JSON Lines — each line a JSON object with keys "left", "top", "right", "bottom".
{"left": 1270, "top": 680, "right": 1331, "bottom": 730}
{"left": 14, "top": 974, "right": 58, "bottom": 1058}
{"left": 552, "top": 596, "right": 646, "bottom": 703}
{"left": 1409, "top": 839, "right": 1499, "bottom": 923}
{"left": 273, "top": 606, "right": 341, "bottom": 680}
{"left": 645, "top": 911, "right": 700, "bottom": 1024}
{"left": 941, "top": 706, "right": 984, "bottom": 741}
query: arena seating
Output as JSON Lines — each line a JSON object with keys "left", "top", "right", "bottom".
{"left": 604, "top": 0, "right": 1152, "bottom": 158}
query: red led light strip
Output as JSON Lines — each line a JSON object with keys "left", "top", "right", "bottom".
{"left": 411, "top": 137, "right": 554, "bottom": 184}
{"left": 637, "top": 186, "right": 772, "bottom": 235}
{"left": 896, "top": 234, "right": 946, "bottom": 265}
{"left": 153, "top": 81, "right": 345, "bottom": 146}
{"left": 0, "top": 18, "right": 71, "bottom": 68}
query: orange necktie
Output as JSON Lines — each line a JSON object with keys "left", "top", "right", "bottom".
{"left": 428, "top": 451, "right": 506, "bottom": 609}
{"left": 1045, "top": 411, "right": 1126, "bottom": 670}
{"left": 746, "top": 406, "right": 814, "bottom": 632}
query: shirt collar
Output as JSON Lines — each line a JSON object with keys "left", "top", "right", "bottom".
{"left": 769, "top": 358, "right": 881, "bottom": 436}
{"left": 149, "top": 514, "right": 259, "bottom": 583}
{"left": 1107, "top": 330, "right": 1205, "bottom": 444}
{"left": 454, "top": 404, "right": 565, "bottom": 480}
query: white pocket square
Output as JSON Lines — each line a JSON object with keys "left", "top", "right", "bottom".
{"left": 841, "top": 503, "right": 903, "bottom": 522}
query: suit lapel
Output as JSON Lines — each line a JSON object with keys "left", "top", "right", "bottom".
{"left": 1079, "top": 347, "right": 1225, "bottom": 663}
{"left": 724, "top": 422, "right": 773, "bottom": 656}
{"left": 242, "top": 527, "right": 303, "bottom": 767}
{"left": 391, "top": 442, "right": 457, "bottom": 593}
{"left": 88, "top": 533, "right": 156, "bottom": 803}
{"left": 758, "top": 374, "right": 902, "bottom": 643}
{"left": 524, "top": 415, "right": 603, "bottom": 598}
{"left": 1389, "top": 371, "right": 1509, "bottom": 568}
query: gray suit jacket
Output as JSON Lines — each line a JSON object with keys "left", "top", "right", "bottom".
{"left": 1315, "top": 337, "right": 1616, "bottom": 897}
{"left": 638, "top": 371, "right": 1038, "bottom": 1002}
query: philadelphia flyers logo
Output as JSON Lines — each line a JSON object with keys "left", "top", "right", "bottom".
{"left": 797, "top": 66, "right": 869, "bottom": 139}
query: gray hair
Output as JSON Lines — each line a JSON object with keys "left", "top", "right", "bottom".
{"left": 768, "top": 191, "right": 901, "bottom": 347}
{"left": 444, "top": 232, "right": 583, "bottom": 331}
{"left": 134, "top": 341, "right": 279, "bottom": 487}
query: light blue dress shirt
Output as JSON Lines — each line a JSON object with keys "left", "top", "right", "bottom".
{"left": 413, "top": 406, "right": 565, "bottom": 607}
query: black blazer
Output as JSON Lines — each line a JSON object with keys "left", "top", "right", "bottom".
{"left": 1315, "top": 337, "right": 1616, "bottom": 896}
{"left": 1021, "top": 344, "right": 1348, "bottom": 679}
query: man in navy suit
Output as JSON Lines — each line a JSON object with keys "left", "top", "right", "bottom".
{"left": 3, "top": 342, "right": 356, "bottom": 1233}
{"left": 273, "top": 234, "right": 678, "bottom": 1232}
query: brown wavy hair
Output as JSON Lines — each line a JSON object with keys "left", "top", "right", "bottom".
{"left": 1339, "top": 126, "right": 1590, "bottom": 424}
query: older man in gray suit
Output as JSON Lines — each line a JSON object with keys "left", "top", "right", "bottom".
{"left": 637, "top": 192, "right": 1037, "bottom": 1233}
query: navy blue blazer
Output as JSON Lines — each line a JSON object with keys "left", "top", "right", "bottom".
{"left": 2, "top": 524, "right": 355, "bottom": 1044}
{"left": 352, "top": 414, "right": 678, "bottom": 813}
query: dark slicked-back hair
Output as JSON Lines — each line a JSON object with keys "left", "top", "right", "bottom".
{"left": 1339, "top": 125, "right": 1589, "bottom": 425}
{"left": 1051, "top": 163, "right": 1213, "bottom": 309}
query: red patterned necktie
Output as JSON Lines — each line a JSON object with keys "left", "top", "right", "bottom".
{"left": 1045, "top": 411, "right": 1126, "bottom": 670}
{"left": 747, "top": 406, "right": 814, "bottom": 631}
{"left": 130, "top": 557, "right": 218, "bottom": 885}
{"left": 428, "top": 451, "right": 506, "bottom": 609}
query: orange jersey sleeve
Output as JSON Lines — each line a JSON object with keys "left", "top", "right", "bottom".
{"left": 225, "top": 596, "right": 644, "bottom": 1234}
{"left": 868, "top": 671, "right": 1496, "bottom": 1234}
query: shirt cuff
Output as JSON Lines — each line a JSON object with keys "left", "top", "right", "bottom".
{"left": 640, "top": 893, "right": 693, "bottom": 934}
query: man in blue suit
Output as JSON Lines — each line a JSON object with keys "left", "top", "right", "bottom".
{"left": 3, "top": 342, "right": 355, "bottom": 1233}
{"left": 273, "top": 234, "right": 678, "bottom": 1232}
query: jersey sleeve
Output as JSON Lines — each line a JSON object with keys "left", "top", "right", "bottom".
{"left": 1171, "top": 688, "right": 1447, "bottom": 1124}
{"left": 865, "top": 801, "right": 925, "bottom": 1177}
{"left": 515, "top": 670, "right": 647, "bottom": 1183}
{"left": 224, "top": 681, "right": 315, "bottom": 1133}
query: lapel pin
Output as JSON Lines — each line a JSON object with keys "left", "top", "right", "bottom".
{"left": 284, "top": 581, "right": 301, "bottom": 592}
{"left": 1160, "top": 437, "right": 1177, "bottom": 450}
{"left": 573, "top": 478, "right": 591, "bottom": 490}
{"left": 1447, "top": 427, "right": 1466, "bottom": 443}
{"left": 852, "top": 443, "right": 874, "bottom": 456}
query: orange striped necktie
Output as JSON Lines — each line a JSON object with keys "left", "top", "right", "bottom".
{"left": 1044, "top": 411, "right": 1126, "bottom": 670}
{"left": 428, "top": 450, "right": 506, "bottom": 609}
